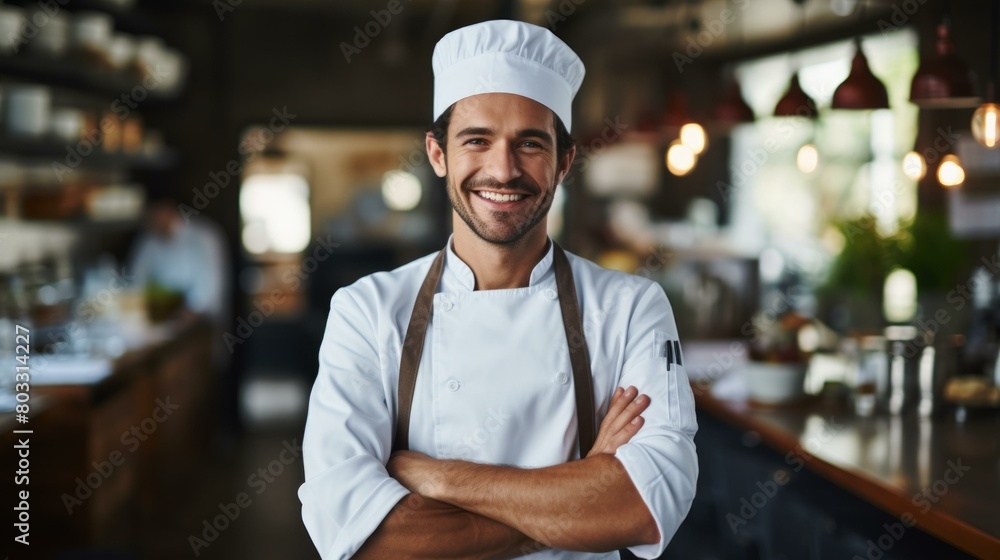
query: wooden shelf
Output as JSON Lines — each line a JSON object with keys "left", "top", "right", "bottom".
{"left": 0, "top": 52, "right": 180, "bottom": 103}
{"left": 0, "top": 135, "right": 176, "bottom": 170}
{"left": 2, "top": 0, "right": 167, "bottom": 39}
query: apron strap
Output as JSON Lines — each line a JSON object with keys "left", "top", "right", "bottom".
{"left": 552, "top": 243, "right": 596, "bottom": 457}
{"left": 393, "top": 248, "right": 446, "bottom": 453}
{"left": 392, "top": 241, "right": 596, "bottom": 458}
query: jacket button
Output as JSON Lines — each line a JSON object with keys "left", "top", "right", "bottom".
{"left": 446, "top": 378, "right": 461, "bottom": 392}
{"left": 439, "top": 299, "right": 454, "bottom": 312}
{"left": 543, "top": 288, "right": 557, "bottom": 300}
{"left": 556, "top": 372, "right": 569, "bottom": 385}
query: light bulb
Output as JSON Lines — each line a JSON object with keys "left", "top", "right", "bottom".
{"left": 937, "top": 154, "right": 965, "bottom": 188}
{"left": 796, "top": 144, "right": 819, "bottom": 173}
{"left": 972, "top": 103, "right": 1000, "bottom": 148}
{"left": 381, "top": 170, "right": 422, "bottom": 211}
{"left": 679, "top": 123, "right": 707, "bottom": 154}
{"left": 902, "top": 151, "right": 927, "bottom": 180}
{"left": 666, "top": 141, "right": 697, "bottom": 176}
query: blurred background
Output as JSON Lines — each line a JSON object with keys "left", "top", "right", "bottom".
{"left": 1, "top": 0, "right": 1000, "bottom": 558}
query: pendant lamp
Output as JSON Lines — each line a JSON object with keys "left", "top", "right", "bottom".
{"left": 832, "top": 38, "right": 889, "bottom": 110}
{"left": 910, "top": 20, "right": 978, "bottom": 108}
{"left": 715, "top": 79, "right": 755, "bottom": 125}
{"left": 972, "top": 1, "right": 1000, "bottom": 148}
{"left": 775, "top": 0, "right": 819, "bottom": 118}
{"left": 775, "top": 72, "right": 819, "bottom": 118}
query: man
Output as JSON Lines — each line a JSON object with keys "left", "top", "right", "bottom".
{"left": 300, "top": 20, "right": 697, "bottom": 559}
{"left": 129, "top": 199, "right": 229, "bottom": 327}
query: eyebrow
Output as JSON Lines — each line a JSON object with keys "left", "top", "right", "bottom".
{"left": 455, "top": 126, "right": 554, "bottom": 145}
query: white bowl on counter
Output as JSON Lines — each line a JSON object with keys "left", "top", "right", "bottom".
{"left": 743, "top": 361, "right": 809, "bottom": 404}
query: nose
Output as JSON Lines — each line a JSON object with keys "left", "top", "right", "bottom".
{"left": 481, "top": 141, "right": 522, "bottom": 186}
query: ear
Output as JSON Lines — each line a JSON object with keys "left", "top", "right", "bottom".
{"left": 555, "top": 144, "right": 576, "bottom": 185}
{"left": 425, "top": 131, "right": 447, "bottom": 178}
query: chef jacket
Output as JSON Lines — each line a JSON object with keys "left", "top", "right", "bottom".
{"left": 299, "top": 235, "right": 698, "bottom": 559}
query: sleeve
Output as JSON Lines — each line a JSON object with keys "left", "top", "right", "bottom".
{"left": 127, "top": 234, "right": 153, "bottom": 288}
{"left": 298, "top": 288, "right": 411, "bottom": 560}
{"left": 613, "top": 281, "right": 698, "bottom": 559}
{"left": 186, "top": 224, "right": 228, "bottom": 322}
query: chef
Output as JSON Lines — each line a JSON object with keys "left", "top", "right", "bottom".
{"left": 299, "top": 19, "right": 697, "bottom": 560}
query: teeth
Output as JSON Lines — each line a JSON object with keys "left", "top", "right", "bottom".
{"left": 476, "top": 191, "right": 525, "bottom": 202}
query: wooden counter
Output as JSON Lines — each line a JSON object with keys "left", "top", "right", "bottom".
{"left": 1, "top": 318, "right": 215, "bottom": 556}
{"left": 694, "top": 381, "right": 1000, "bottom": 558}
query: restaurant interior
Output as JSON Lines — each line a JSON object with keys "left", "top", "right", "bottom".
{"left": 1, "top": 0, "right": 999, "bottom": 558}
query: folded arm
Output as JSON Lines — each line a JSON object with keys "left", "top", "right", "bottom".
{"left": 388, "top": 386, "right": 659, "bottom": 553}
{"left": 355, "top": 494, "right": 543, "bottom": 560}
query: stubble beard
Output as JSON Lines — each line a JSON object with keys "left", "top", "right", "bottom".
{"left": 446, "top": 172, "right": 556, "bottom": 247}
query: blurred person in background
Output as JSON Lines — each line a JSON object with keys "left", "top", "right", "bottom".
{"left": 129, "top": 198, "right": 237, "bottom": 441}
{"left": 299, "top": 20, "right": 698, "bottom": 560}
{"left": 129, "top": 198, "right": 229, "bottom": 328}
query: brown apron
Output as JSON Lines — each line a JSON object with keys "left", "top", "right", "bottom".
{"left": 392, "top": 241, "right": 596, "bottom": 458}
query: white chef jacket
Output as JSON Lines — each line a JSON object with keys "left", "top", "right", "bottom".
{"left": 299, "top": 236, "right": 698, "bottom": 560}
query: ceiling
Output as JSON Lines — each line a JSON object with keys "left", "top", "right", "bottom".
{"left": 220, "top": 0, "right": 904, "bottom": 66}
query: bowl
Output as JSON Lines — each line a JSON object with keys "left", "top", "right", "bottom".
{"left": 743, "top": 361, "right": 808, "bottom": 404}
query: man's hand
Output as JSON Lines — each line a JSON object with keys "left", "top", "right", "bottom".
{"left": 386, "top": 450, "right": 440, "bottom": 496}
{"left": 387, "top": 386, "right": 651, "bottom": 492}
{"left": 587, "top": 386, "right": 650, "bottom": 458}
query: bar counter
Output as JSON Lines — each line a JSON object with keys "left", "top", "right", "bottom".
{"left": 690, "top": 352, "right": 1000, "bottom": 559}
{"left": 2, "top": 317, "right": 215, "bottom": 555}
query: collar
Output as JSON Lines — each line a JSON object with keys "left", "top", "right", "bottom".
{"left": 443, "top": 233, "right": 555, "bottom": 291}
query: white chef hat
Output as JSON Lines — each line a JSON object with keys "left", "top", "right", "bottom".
{"left": 432, "top": 20, "right": 585, "bottom": 132}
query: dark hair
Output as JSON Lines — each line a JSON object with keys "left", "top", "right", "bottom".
{"left": 429, "top": 103, "right": 575, "bottom": 160}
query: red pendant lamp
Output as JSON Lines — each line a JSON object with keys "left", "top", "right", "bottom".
{"left": 715, "top": 79, "right": 755, "bottom": 125}
{"left": 774, "top": 0, "right": 819, "bottom": 118}
{"left": 774, "top": 72, "right": 819, "bottom": 118}
{"left": 832, "top": 38, "right": 889, "bottom": 110}
{"left": 910, "top": 19, "right": 979, "bottom": 108}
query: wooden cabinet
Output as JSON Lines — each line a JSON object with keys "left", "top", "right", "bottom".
{"left": 2, "top": 319, "right": 214, "bottom": 555}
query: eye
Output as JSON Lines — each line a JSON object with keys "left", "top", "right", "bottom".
{"left": 520, "top": 141, "right": 544, "bottom": 149}
{"left": 464, "top": 138, "right": 487, "bottom": 146}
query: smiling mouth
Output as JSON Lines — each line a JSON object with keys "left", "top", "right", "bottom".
{"left": 474, "top": 190, "right": 529, "bottom": 203}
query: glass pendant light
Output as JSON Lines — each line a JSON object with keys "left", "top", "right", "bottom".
{"left": 972, "top": 0, "right": 1000, "bottom": 148}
